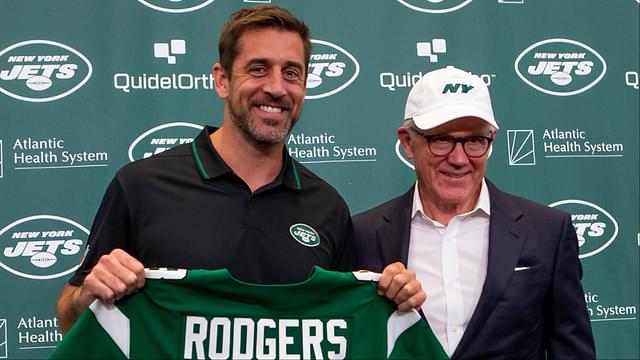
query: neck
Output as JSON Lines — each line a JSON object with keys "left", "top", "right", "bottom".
{"left": 418, "top": 186, "right": 480, "bottom": 226}
{"left": 210, "top": 127, "right": 284, "bottom": 192}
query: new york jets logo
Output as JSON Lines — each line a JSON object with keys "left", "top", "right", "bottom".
{"left": 548, "top": 199, "right": 618, "bottom": 259}
{"left": 306, "top": 39, "right": 360, "bottom": 99}
{"left": 128, "top": 122, "right": 203, "bottom": 162}
{"left": 514, "top": 38, "right": 607, "bottom": 96}
{"left": 397, "top": 0, "right": 473, "bottom": 14}
{"left": 136, "top": 0, "right": 215, "bottom": 13}
{"left": 289, "top": 224, "right": 320, "bottom": 247}
{"left": 0, "top": 40, "right": 92, "bottom": 102}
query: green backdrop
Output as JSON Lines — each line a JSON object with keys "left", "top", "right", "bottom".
{"left": 1, "top": 1, "right": 638, "bottom": 359}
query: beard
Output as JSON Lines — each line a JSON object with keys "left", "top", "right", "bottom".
{"left": 229, "top": 96, "right": 299, "bottom": 144}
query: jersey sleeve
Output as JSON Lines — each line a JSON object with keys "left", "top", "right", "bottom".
{"left": 68, "top": 175, "right": 133, "bottom": 286}
{"left": 49, "top": 305, "right": 128, "bottom": 360}
{"left": 387, "top": 311, "right": 448, "bottom": 359}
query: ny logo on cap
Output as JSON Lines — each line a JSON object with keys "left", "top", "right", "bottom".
{"left": 442, "top": 83, "right": 474, "bottom": 94}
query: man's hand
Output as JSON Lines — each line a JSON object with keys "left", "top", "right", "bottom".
{"left": 57, "top": 248, "right": 145, "bottom": 334}
{"left": 78, "top": 248, "right": 146, "bottom": 307}
{"left": 377, "top": 262, "right": 426, "bottom": 312}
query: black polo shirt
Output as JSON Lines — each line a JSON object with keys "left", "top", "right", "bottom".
{"left": 70, "top": 126, "right": 354, "bottom": 285}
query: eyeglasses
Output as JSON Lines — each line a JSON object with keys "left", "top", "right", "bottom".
{"left": 410, "top": 128, "right": 494, "bottom": 158}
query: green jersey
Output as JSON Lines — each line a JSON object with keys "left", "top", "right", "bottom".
{"left": 51, "top": 267, "right": 447, "bottom": 359}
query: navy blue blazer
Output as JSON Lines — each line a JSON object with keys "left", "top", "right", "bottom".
{"left": 353, "top": 180, "right": 595, "bottom": 359}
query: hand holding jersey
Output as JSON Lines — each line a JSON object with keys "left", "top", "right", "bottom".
{"left": 59, "top": 249, "right": 424, "bottom": 334}
{"left": 51, "top": 268, "right": 445, "bottom": 360}
{"left": 376, "top": 261, "right": 425, "bottom": 312}
{"left": 57, "top": 249, "right": 145, "bottom": 333}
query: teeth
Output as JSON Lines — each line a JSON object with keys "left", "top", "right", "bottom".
{"left": 260, "top": 105, "right": 282, "bottom": 113}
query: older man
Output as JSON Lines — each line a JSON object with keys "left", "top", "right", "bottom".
{"left": 354, "top": 65, "right": 595, "bottom": 359}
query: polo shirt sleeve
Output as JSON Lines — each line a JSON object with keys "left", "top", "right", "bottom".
{"left": 68, "top": 175, "right": 133, "bottom": 286}
{"left": 330, "top": 208, "right": 357, "bottom": 272}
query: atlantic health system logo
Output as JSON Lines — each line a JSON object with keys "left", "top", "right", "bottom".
{"left": 0, "top": 40, "right": 92, "bottom": 102}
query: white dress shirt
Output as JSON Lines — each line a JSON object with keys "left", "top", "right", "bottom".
{"left": 407, "top": 179, "right": 491, "bottom": 356}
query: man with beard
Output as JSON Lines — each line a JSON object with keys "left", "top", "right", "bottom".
{"left": 56, "top": 5, "right": 424, "bottom": 334}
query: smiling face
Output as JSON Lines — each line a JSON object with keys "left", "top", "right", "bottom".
{"left": 398, "top": 117, "right": 495, "bottom": 215}
{"left": 213, "top": 28, "right": 306, "bottom": 144}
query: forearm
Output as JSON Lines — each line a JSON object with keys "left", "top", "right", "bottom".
{"left": 56, "top": 284, "right": 92, "bottom": 335}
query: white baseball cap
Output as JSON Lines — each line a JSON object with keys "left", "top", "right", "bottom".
{"left": 404, "top": 65, "right": 499, "bottom": 131}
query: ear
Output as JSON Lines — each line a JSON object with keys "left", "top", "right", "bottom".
{"left": 397, "top": 128, "right": 414, "bottom": 159}
{"left": 487, "top": 128, "right": 498, "bottom": 158}
{"left": 213, "top": 63, "right": 229, "bottom": 98}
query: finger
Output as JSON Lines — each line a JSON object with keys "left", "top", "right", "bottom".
{"left": 112, "top": 249, "right": 145, "bottom": 292}
{"left": 395, "top": 281, "right": 427, "bottom": 311}
{"left": 81, "top": 271, "right": 118, "bottom": 304}
{"left": 91, "top": 262, "right": 129, "bottom": 301}
{"left": 382, "top": 271, "right": 410, "bottom": 300}
{"left": 378, "top": 262, "right": 405, "bottom": 295}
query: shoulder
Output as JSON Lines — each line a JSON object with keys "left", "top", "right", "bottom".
{"left": 116, "top": 143, "right": 194, "bottom": 184}
{"left": 293, "top": 160, "right": 349, "bottom": 210}
{"left": 353, "top": 188, "right": 413, "bottom": 223}
{"left": 487, "top": 180, "right": 571, "bottom": 225}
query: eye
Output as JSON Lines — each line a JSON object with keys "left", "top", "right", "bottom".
{"left": 430, "top": 135, "right": 453, "bottom": 145}
{"left": 283, "top": 68, "right": 302, "bottom": 81}
{"left": 248, "top": 65, "right": 268, "bottom": 77}
{"left": 467, "top": 136, "right": 488, "bottom": 145}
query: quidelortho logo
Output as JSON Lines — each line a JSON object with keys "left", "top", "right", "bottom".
{"left": 515, "top": 38, "right": 607, "bottom": 96}
{"left": 305, "top": 39, "right": 360, "bottom": 100}
{"left": 128, "top": 122, "right": 203, "bottom": 162}
{"left": 548, "top": 200, "right": 618, "bottom": 259}
{"left": 380, "top": 40, "right": 497, "bottom": 92}
{"left": 626, "top": 70, "right": 639, "bottom": 90}
{"left": 154, "top": 40, "right": 186, "bottom": 65}
{"left": 507, "top": 129, "right": 536, "bottom": 166}
{"left": 397, "top": 0, "right": 473, "bottom": 13}
{"left": 114, "top": 40, "right": 213, "bottom": 93}
{"left": 0, "top": 40, "right": 92, "bottom": 102}
{"left": 136, "top": 0, "right": 215, "bottom": 13}
{"left": 417, "top": 39, "right": 447, "bottom": 63}
{"left": 0, "top": 215, "right": 88, "bottom": 280}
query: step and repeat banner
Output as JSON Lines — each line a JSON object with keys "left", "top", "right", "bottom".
{"left": 1, "top": 0, "right": 638, "bottom": 358}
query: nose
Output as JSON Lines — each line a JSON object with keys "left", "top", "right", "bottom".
{"left": 263, "top": 71, "right": 286, "bottom": 98}
{"left": 447, "top": 142, "right": 469, "bottom": 165}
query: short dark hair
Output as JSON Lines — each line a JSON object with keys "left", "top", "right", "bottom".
{"left": 218, "top": 5, "right": 311, "bottom": 77}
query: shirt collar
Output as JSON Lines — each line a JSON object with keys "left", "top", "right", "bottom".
{"left": 191, "top": 125, "right": 302, "bottom": 190}
{"left": 411, "top": 178, "right": 491, "bottom": 220}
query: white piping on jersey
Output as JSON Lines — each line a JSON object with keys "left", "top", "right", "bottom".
{"left": 387, "top": 310, "right": 421, "bottom": 358}
{"left": 90, "top": 301, "right": 131, "bottom": 359}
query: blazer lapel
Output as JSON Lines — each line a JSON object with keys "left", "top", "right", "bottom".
{"left": 375, "top": 187, "right": 414, "bottom": 266}
{"left": 453, "top": 181, "right": 528, "bottom": 358}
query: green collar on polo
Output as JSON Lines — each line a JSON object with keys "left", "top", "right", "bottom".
{"left": 191, "top": 126, "right": 301, "bottom": 190}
